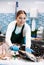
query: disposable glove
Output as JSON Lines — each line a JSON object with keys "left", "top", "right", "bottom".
{"left": 9, "top": 45, "right": 19, "bottom": 51}
{"left": 25, "top": 48, "right": 34, "bottom": 53}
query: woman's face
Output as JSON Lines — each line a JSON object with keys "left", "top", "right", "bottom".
{"left": 16, "top": 13, "right": 26, "bottom": 27}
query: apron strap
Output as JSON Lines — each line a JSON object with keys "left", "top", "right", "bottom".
{"left": 21, "top": 25, "right": 25, "bottom": 36}
{"left": 22, "top": 25, "right": 25, "bottom": 32}
{"left": 14, "top": 23, "right": 17, "bottom": 32}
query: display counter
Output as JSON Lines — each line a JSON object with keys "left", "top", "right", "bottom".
{"left": 31, "top": 38, "right": 44, "bottom": 56}
{"left": 0, "top": 37, "right": 44, "bottom": 63}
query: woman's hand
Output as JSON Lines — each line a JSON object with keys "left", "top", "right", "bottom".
{"left": 9, "top": 45, "right": 19, "bottom": 51}
{"left": 25, "top": 48, "right": 34, "bottom": 53}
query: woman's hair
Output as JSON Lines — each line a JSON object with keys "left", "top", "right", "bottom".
{"left": 16, "top": 10, "right": 27, "bottom": 19}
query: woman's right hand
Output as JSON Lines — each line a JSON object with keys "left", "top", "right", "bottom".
{"left": 9, "top": 45, "right": 19, "bottom": 51}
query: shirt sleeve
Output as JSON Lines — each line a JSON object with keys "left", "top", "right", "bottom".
{"left": 5, "top": 21, "right": 16, "bottom": 47}
{"left": 23, "top": 23, "right": 31, "bottom": 49}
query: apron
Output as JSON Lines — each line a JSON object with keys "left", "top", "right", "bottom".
{"left": 11, "top": 23, "right": 25, "bottom": 45}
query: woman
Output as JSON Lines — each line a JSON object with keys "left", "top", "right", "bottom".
{"left": 5, "top": 10, "right": 32, "bottom": 52}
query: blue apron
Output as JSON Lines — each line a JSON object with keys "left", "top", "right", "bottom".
{"left": 11, "top": 23, "right": 25, "bottom": 45}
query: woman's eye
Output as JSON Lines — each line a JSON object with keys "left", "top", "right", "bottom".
{"left": 19, "top": 17, "right": 26, "bottom": 19}
{"left": 24, "top": 18, "right": 26, "bottom": 19}
{"left": 19, "top": 17, "right": 22, "bottom": 19}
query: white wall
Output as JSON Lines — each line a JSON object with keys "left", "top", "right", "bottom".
{"left": 35, "top": 1, "right": 44, "bottom": 13}
{"left": 0, "top": 1, "right": 44, "bottom": 13}
{"left": 0, "top": 2, "right": 15, "bottom": 13}
{"left": 17, "top": 1, "right": 44, "bottom": 13}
